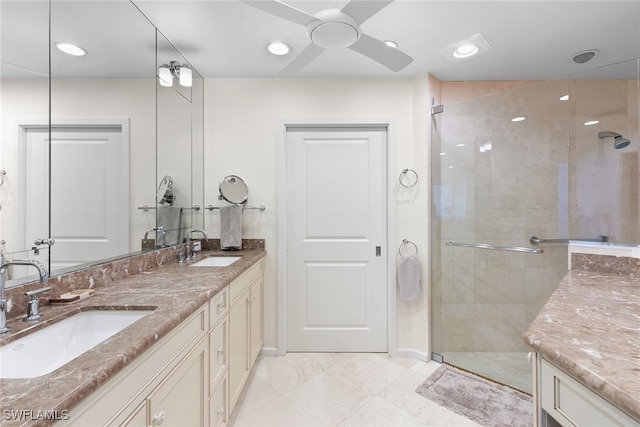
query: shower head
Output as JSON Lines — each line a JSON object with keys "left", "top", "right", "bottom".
{"left": 598, "top": 131, "right": 631, "bottom": 149}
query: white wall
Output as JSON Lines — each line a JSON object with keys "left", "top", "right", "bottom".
{"left": 204, "top": 77, "right": 431, "bottom": 356}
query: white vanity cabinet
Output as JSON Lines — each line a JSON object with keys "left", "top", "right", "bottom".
{"left": 229, "top": 259, "right": 264, "bottom": 413}
{"left": 66, "top": 306, "right": 209, "bottom": 426}
{"left": 535, "top": 355, "right": 640, "bottom": 427}
{"left": 63, "top": 257, "right": 264, "bottom": 427}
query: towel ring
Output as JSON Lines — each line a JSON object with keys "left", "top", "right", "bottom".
{"left": 399, "top": 169, "right": 418, "bottom": 188}
{"left": 399, "top": 239, "right": 418, "bottom": 256}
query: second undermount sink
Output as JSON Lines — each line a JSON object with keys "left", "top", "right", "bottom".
{"left": 0, "top": 309, "right": 153, "bottom": 379}
{"left": 190, "top": 256, "right": 241, "bottom": 267}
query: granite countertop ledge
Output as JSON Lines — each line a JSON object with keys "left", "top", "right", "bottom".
{"left": 0, "top": 249, "right": 265, "bottom": 427}
{"left": 525, "top": 269, "right": 640, "bottom": 421}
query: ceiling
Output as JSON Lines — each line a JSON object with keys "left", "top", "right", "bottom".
{"left": 132, "top": 0, "right": 640, "bottom": 80}
{"left": 2, "top": 1, "right": 639, "bottom": 80}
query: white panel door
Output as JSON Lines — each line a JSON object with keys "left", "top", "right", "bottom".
{"left": 25, "top": 125, "right": 129, "bottom": 271}
{"left": 286, "top": 127, "right": 387, "bottom": 352}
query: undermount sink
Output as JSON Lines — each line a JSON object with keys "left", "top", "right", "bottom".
{"left": 190, "top": 256, "right": 241, "bottom": 267}
{"left": 0, "top": 309, "right": 153, "bottom": 379}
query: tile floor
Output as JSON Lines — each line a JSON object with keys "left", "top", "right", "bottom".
{"left": 228, "top": 353, "right": 482, "bottom": 427}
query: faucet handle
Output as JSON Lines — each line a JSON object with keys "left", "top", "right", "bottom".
{"left": 24, "top": 286, "right": 51, "bottom": 321}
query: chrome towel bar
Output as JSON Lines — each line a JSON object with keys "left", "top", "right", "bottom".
{"left": 206, "top": 204, "right": 265, "bottom": 211}
{"left": 529, "top": 235, "right": 608, "bottom": 245}
{"left": 445, "top": 241, "right": 543, "bottom": 254}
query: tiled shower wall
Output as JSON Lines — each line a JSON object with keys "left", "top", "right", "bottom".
{"left": 570, "top": 76, "right": 640, "bottom": 244}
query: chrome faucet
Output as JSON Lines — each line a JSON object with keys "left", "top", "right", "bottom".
{"left": 0, "top": 259, "right": 49, "bottom": 334}
{"left": 186, "top": 229, "right": 208, "bottom": 260}
{"left": 144, "top": 226, "right": 167, "bottom": 248}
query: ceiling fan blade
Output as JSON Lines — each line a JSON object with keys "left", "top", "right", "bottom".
{"left": 241, "top": 0, "right": 315, "bottom": 26}
{"left": 279, "top": 43, "right": 324, "bottom": 75}
{"left": 349, "top": 33, "right": 413, "bottom": 72}
{"left": 340, "top": 0, "right": 393, "bottom": 24}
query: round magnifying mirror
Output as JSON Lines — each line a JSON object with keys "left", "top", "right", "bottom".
{"left": 157, "top": 175, "right": 175, "bottom": 205}
{"left": 219, "top": 175, "right": 248, "bottom": 205}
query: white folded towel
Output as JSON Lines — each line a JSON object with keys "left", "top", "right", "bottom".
{"left": 220, "top": 205, "right": 243, "bottom": 250}
{"left": 398, "top": 255, "right": 421, "bottom": 301}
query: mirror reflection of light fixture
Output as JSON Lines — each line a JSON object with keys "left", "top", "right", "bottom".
{"left": 158, "top": 61, "right": 192, "bottom": 88}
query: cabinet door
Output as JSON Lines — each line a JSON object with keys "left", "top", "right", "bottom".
{"left": 148, "top": 337, "right": 208, "bottom": 427}
{"left": 229, "top": 287, "right": 250, "bottom": 412}
{"left": 249, "top": 277, "right": 263, "bottom": 369}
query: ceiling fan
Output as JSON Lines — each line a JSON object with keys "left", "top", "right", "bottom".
{"left": 242, "top": 0, "right": 414, "bottom": 74}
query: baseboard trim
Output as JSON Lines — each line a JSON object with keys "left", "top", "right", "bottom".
{"left": 396, "top": 348, "right": 431, "bottom": 362}
{"left": 259, "top": 347, "right": 279, "bottom": 357}
{"left": 260, "top": 347, "right": 430, "bottom": 361}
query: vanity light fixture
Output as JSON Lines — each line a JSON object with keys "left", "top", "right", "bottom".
{"left": 158, "top": 61, "right": 192, "bottom": 88}
{"left": 55, "top": 42, "right": 86, "bottom": 57}
{"left": 441, "top": 34, "right": 491, "bottom": 62}
{"left": 267, "top": 41, "right": 291, "bottom": 56}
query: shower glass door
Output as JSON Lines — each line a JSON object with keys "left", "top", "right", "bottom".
{"left": 431, "top": 81, "right": 571, "bottom": 394}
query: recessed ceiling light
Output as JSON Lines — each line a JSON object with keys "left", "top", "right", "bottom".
{"left": 384, "top": 40, "right": 398, "bottom": 49}
{"left": 512, "top": 116, "right": 526, "bottom": 122}
{"left": 441, "top": 34, "right": 491, "bottom": 62}
{"left": 559, "top": 95, "right": 569, "bottom": 101}
{"left": 584, "top": 120, "right": 600, "bottom": 126}
{"left": 55, "top": 42, "right": 86, "bottom": 56}
{"left": 440, "top": 152, "right": 447, "bottom": 156}
{"left": 453, "top": 44, "right": 479, "bottom": 59}
{"left": 267, "top": 41, "right": 290, "bottom": 56}
{"left": 456, "top": 143, "right": 466, "bottom": 147}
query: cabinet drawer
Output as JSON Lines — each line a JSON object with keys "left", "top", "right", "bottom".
{"left": 210, "top": 288, "right": 229, "bottom": 329}
{"left": 230, "top": 260, "right": 262, "bottom": 304}
{"left": 210, "top": 315, "right": 228, "bottom": 389}
{"left": 540, "top": 358, "right": 639, "bottom": 426}
{"left": 210, "top": 376, "right": 228, "bottom": 427}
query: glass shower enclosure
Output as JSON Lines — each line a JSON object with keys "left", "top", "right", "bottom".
{"left": 430, "top": 80, "right": 572, "bottom": 394}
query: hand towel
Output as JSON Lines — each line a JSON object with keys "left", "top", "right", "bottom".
{"left": 398, "top": 255, "right": 421, "bottom": 301}
{"left": 220, "top": 205, "right": 243, "bottom": 250}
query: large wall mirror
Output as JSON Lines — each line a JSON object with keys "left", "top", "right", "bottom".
{"left": 0, "top": 0, "right": 204, "bottom": 287}
{"left": 0, "top": 0, "right": 51, "bottom": 284}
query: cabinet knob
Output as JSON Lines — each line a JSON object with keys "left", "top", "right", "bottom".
{"left": 152, "top": 411, "right": 165, "bottom": 426}
{"left": 217, "top": 303, "right": 226, "bottom": 310}
{"left": 217, "top": 346, "right": 225, "bottom": 354}
{"left": 217, "top": 408, "right": 225, "bottom": 417}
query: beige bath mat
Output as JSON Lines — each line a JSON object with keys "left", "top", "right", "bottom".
{"left": 415, "top": 364, "right": 533, "bottom": 427}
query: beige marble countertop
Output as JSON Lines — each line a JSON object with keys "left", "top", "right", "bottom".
{"left": 525, "top": 269, "right": 640, "bottom": 421}
{"left": 0, "top": 249, "right": 265, "bottom": 427}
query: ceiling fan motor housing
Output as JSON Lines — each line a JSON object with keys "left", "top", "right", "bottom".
{"left": 307, "top": 9, "right": 360, "bottom": 49}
